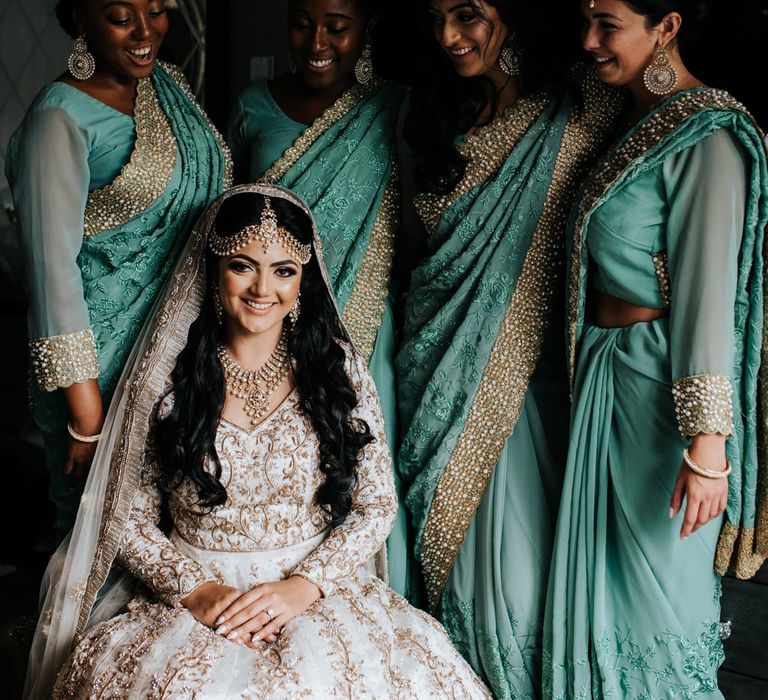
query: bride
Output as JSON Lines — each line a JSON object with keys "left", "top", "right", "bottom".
{"left": 26, "top": 184, "right": 489, "bottom": 699}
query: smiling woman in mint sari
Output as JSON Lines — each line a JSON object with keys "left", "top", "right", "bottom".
{"left": 226, "top": 0, "right": 410, "bottom": 596}
{"left": 543, "top": 2, "right": 768, "bottom": 697}
{"left": 395, "top": 1, "right": 623, "bottom": 696}
{"left": 6, "top": 0, "right": 231, "bottom": 539}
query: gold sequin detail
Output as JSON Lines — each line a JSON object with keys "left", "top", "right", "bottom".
{"left": 672, "top": 374, "right": 734, "bottom": 438}
{"left": 414, "top": 94, "right": 549, "bottom": 234}
{"left": 651, "top": 250, "right": 671, "bottom": 307}
{"left": 159, "top": 61, "right": 233, "bottom": 189}
{"left": 30, "top": 328, "right": 99, "bottom": 392}
{"left": 260, "top": 80, "right": 381, "bottom": 185}
{"left": 420, "top": 72, "right": 625, "bottom": 610}
{"left": 715, "top": 522, "right": 768, "bottom": 579}
{"left": 342, "top": 175, "right": 399, "bottom": 361}
{"left": 568, "top": 89, "right": 752, "bottom": 387}
{"left": 83, "top": 78, "right": 177, "bottom": 236}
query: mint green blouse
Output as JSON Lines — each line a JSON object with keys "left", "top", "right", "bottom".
{"left": 226, "top": 80, "right": 306, "bottom": 181}
{"left": 7, "top": 82, "right": 136, "bottom": 341}
{"left": 587, "top": 128, "right": 748, "bottom": 390}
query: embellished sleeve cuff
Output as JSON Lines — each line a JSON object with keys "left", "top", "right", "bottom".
{"left": 672, "top": 374, "right": 734, "bottom": 438}
{"left": 30, "top": 328, "right": 99, "bottom": 392}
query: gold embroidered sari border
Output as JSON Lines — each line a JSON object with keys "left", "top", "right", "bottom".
{"left": 260, "top": 80, "right": 381, "bottom": 186}
{"left": 341, "top": 174, "right": 399, "bottom": 362}
{"left": 420, "top": 73, "right": 625, "bottom": 610}
{"left": 83, "top": 77, "right": 177, "bottom": 237}
{"left": 413, "top": 93, "right": 550, "bottom": 234}
{"left": 76, "top": 213, "right": 213, "bottom": 637}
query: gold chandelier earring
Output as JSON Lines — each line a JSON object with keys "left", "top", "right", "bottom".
{"left": 68, "top": 35, "right": 96, "bottom": 81}
{"left": 643, "top": 46, "right": 678, "bottom": 95}
{"left": 212, "top": 282, "right": 224, "bottom": 325}
{"left": 288, "top": 291, "right": 301, "bottom": 328}
{"left": 354, "top": 26, "right": 375, "bottom": 85}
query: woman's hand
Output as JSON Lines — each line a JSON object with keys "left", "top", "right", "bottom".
{"left": 63, "top": 438, "right": 99, "bottom": 480}
{"left": 213, "top": 576, "right": 322, "bottom": 645}
{"left": 62, "top": 379, "right": 105, "bottom": 481}
{"left": 670, "top": 433, "right": 729, "bottom": 539}
{"left": 181, "top": 581, "right": 243, "bottom": 630}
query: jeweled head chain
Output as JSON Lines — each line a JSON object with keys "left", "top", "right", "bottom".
{"left": 208, "top": 196, "right": 312, "bottom": 264}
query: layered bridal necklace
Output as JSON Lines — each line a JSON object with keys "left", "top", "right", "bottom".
{"left": 217, "top": 329, "right": 291, "bottom": 424}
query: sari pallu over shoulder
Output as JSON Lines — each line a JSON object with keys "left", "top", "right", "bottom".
{"left": 396, "top": 71, "right": 624, "bottom": 611}
{"left": 566, "top": 88, "right": 768, "bottom": 581}
{"left": 76, "top": 61, "right": 232, "bottom": 400}
{"left": 259, "top": 80, "right": 405, "bottom": 361}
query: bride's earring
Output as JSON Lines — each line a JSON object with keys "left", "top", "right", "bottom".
{"left": 212, "top": 283, "right": 224, "bottom": 325}
{"left": 68, "top": 36, "right": 96, "bottom": 81}
{"left": 288, "top": 292, "right": 301, "bottom": 328}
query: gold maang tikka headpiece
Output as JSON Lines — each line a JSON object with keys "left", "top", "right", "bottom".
{"left": 208, "top": 196, "right": 312, "bottom": 264}
{"left": 589, "top": 0, "right": 596, "bottom": 7}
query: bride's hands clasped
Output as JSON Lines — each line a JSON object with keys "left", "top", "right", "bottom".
{"left": 213, "top": 576, "right": 322, "bottom": 646}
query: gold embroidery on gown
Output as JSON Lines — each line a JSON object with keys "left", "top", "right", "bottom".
{"left": 54, "top": 351, "right": 490, "bottom": 699}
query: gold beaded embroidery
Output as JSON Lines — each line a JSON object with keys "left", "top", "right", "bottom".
{"left": 651, "top": 250, "right": 671, "bottom": 307}
{"left": 420, "top": 72, "right": 625, "bottom": 610}
{"left": 414, "top": 94, "right": 549, "bottom": 234}
{"left": 83, "top": 78, "right": 177, "bottom": 237}
{"left": 341, "top": 175, "right": 399, "bottom": 361}
{"left": 159, "top": 61, "right": 233, "bottom": 189}
{"left": 672, "top": 374, "right": 734, "bottom": 438}
{"left": 30, "top": 328, "right": 99, "bottom": 392}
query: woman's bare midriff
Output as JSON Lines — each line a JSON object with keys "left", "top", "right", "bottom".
{"left": 589, "top": 290, "right": 667, "bottom": 328}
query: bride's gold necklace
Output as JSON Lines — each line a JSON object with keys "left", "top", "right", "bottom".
{"left": 217, "top": 329, "right": 291, "bottom": 424}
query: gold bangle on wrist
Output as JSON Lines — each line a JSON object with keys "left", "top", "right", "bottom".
{"left": 682, "top": 448, "right": 731, "bottom": 479}
{"left": 67, "top": 422, "right": 102, "bottom": 444}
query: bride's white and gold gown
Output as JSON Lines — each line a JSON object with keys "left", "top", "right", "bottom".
{"left": 53, "top": 348, "right": 489, "bottom": 699}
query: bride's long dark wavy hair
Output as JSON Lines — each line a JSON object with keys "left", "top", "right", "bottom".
{"left": 153, "top": 192, "right": 373, "bottom": 527}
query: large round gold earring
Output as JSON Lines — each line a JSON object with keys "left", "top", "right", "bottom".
{"left": 68, "top": 36, "right": 96, "bottom": 81}
{"left": 498, "top": 37, "right": 521, "bottom": 77}
{"left": 643, "top": 46, "right": 678, "bottom": 95}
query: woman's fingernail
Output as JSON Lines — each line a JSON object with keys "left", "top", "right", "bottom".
{"left": 669, "top": 507, "right": 674, "bottom": 519}
{"left": 215, "top": 625, "right": 227, "bottom": 635}
{"left": 215, "top": 616, "right": 226, "bottom": 626}
{"left": 682, "top": 535, "right": 689, "bottom": 541}
{"left": 227, "top": 631, "right": 239, "bottom": 640}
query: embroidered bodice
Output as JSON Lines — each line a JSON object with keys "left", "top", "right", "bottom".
{"left": 116, "top": 350, "right": 397, "bottom": 606}
{"left": 170, "top": 391, "right": 329, "bottom": 552}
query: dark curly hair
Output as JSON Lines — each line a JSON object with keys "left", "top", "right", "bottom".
{"left": 153, "top": 192, "right": 373, "bottom": 527}
{"left": 55, "top": 0, "right": 80, "bottom": 39}
{"left": 622, "top": 0, "right": 708, "bottom": 55}
{"left": 403, "top": 0, "right": 571, "bottom": 195}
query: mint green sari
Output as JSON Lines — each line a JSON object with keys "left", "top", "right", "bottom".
{"left": 396, "top": 74, "right": 622, "bottom": 697}
{"left": 7, "top": 63, "right": 232, "bottom": 535}
{"left": 227, "top": 80, "right": 412, "bottom": 596}
{"left": 544, "top": 89, "right": 768, "bottom": 699}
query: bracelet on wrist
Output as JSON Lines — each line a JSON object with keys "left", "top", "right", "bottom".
{"left": 67, "top": 422, "right": 102, "bottom": 444}
{"left": 682, "top": 448, "right": 731, "bottom": 479}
